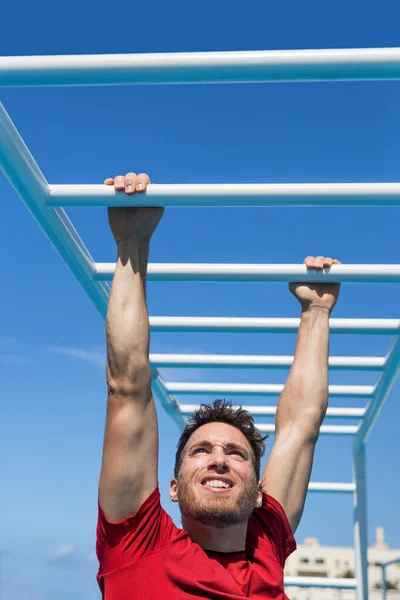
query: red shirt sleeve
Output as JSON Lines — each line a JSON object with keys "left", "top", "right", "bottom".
{"left": 96, "top": 485, "right": 178, "bottom": 581}
{"left": 248, "top": 493, "right": 296, "bottom": 566}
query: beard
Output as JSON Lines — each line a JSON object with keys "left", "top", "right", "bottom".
{"left": 177, "top": 476, "right": 260, "bottom": 529}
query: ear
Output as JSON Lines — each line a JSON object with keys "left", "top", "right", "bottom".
{"left": 170, "top": 477, "right": 179, "bottom": 503}
{"left": 255, "top": 482, "right": 263, "bottom": 509}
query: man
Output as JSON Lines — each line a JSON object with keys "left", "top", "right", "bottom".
{"left": 96, "top": 172, "right": 341, "bottom": 599}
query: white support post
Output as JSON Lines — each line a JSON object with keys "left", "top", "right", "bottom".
{"left": 353, "top": 444, "right": 369, "bottom": 600}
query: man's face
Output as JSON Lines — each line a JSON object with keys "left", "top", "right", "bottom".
{"left": 170, "top": 422, "right": 262, "bottom": 528}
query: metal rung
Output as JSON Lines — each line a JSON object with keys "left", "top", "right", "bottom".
{"left": 97, "top": 261, "right": 400, "bottom": 283}
{"left": 285, "top": 576, "right": 357, "bottom": 589}
{"left": 52, "top": 182, "right": 400, "bottom": 209}
{"left": 256, "top": 423, "right": 357, "bottom": 435}
{"left": 149, "top": 316, "right": 400, "bottom": 335}
{"left": 166, "top": 382, "right": 373, "bottom": 397}
{"left": 2, "top": 48, "right": 399, "bottom": 87}
{"left": 308, "top": 482, "right": 356, "bottom": 493}
{"left": 179, "top": 404, "right": 365, "bottom": 419}
{"left": 151, "top": 353, "right": 385, "bottom": 371}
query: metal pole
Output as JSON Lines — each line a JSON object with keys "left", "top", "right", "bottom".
{"left": 1, "top": 47, "right": 400, "bottom": 87}
{"left": 353, "top": 443, "right": 369, "bottom": 600}
{"left": 51, "top": 182, "right": 400, "bottom": 208}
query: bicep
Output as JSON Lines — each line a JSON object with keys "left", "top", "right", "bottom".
{"left": 261, "top": 429, "right": 316, "bottom": 533}
{"left": 98, "top": 393, "right": 159, "bottom": 523}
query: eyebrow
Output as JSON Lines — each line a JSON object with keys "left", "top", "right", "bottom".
{"left": 188, "top": 440, "right": 250, "bottom": 456}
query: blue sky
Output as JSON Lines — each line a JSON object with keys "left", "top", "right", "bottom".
{"left": 1, "top": 0, "right": 400, "bottom": 597}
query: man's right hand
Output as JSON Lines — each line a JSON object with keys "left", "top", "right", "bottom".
{"left": 105, "top": 172, "right": 164, "bottom": 245}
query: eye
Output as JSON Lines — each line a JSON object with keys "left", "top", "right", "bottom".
{"left": 193, "top": 447, "right": 208, "bottom": 454}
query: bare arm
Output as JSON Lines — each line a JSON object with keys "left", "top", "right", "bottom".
{"left": 98, "top": 172, "right": 164, "bottom": 523}
{"left": 261, "top": 256, "right": 341, "bottom": 533}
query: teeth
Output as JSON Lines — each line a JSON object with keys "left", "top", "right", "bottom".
{"left": 203, "top": 480, "right": 231, "bottom": 489}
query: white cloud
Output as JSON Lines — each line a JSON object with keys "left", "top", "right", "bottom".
{"left": 53, "top": 544, "right": 76, "bottom": 559}
{"left": 48, "top": 346, "right": 105, "bottom": 366}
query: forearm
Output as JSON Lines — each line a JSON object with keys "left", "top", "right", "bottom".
{"left": 106, "top": 240, "right": 151, "bottom": 394}
{"left": 276, "top": 306, "right": 330, "bottom": 438}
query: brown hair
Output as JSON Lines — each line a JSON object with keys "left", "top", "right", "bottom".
{"left": 174, "top": 399, "right": 269, "bottom": 480}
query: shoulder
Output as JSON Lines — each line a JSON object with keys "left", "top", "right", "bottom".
{"left": 248, "top": 493, "right": 296, "bottom": 566}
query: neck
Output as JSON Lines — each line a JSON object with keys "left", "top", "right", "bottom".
{"left": 182, "top": 516, "right": 248, "bottom": 552}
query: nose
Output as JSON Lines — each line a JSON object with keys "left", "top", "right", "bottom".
{"left": 207, "top": 448, "right": 229, "bottom": 472}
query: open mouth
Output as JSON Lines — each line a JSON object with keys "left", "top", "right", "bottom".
{"left": 200, "top": 478, "right": 235, "bottom": 492}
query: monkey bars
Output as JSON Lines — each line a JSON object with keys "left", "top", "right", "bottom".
{"left": 1, "top": 47, "right": 399, "bottom": 600}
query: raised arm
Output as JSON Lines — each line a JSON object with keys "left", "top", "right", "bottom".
{"left": 261, "top": 255, "right": 341, "bottom": 533}
{"left": 98, "top": 172, "right": 164, "bottom": 523}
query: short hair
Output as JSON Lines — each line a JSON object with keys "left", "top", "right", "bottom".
{"left": 174, "top": 399, "right": 269, "bottom": 480}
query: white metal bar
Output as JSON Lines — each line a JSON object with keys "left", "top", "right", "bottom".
{"left": 353, "top": 444, "right": 369, "bottom": 600}
{"left": 308, "top": 482, "right": 356, "bottom": 493}
{"left": 179, "top": 404, "right": 366, "bottom": 419}
{"left": 150, "top": 353, "right": 385, "bottom": 370}
{"left": 97, "top": 262, "right": 400, "bottom": 283}
{"left": 257, "top": 423, "right": 358, "bottom": 435}
{"left": 2, "top": 48, "right": 400, "bottom": 87}
{"left": 149, "top": 316, "right": 400, "bottom": 335}
{"left": 284, "top": 576, "right": 357, "bottom": 589}
{"left": 355, "top": 335, "right": 400, "bottom": 449}
{"left": 167, "top": 382, "right": 373, "bottom": 397}
{"left": 51, "top": 182, "right": 400, "bottom": 208}
{"left": 0, "top": 102, "right": 182, "bottom": 429}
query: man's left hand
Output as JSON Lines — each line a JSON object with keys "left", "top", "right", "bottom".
{"left": 289, "top": 256, "right": 341, "bottom": 313}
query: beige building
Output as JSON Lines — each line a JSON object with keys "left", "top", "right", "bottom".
{"left": 284, "top": 528, "right": 400, "bottom": 599}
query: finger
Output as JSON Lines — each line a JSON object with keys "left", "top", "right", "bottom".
{"left": 124, "top": 172, "right": 137, "bottom": 195}
{"left": 136, "top": 173, "right": 151, "bottom": 192}
{"left": 323, "top": 257, "right": 334, "bottom": 268}
{"left": 332, "top": 259, "right": 342, "bottom": 265}
{"left": 304, "top": 256, "right": 315, "bottom": 268}
{"left": 104, "top": 178, "right": 114, "bottom": 186}
{"left": 113, "top": 175, "right": 125, "bottom": 191}
{"left": 315, "top": 256, "right": 324, "bottom": 269}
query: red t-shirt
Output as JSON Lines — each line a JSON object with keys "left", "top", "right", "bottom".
{"left": 96, "top": 485, "right": 296, "bottom": 599}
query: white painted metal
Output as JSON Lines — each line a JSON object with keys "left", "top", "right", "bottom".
{"left": 285, "top": 576, "right": 357, "bottom": 589}
{"left": 149, "top": 316, "right": 400, "bottom": 334}
{"left": 2, "top": 48, "right": 400, "bottom": 87}
{"left": 308, "top": 482, "right": 356, "bottom": 493}
{"left": 96, "top": 261, "right": 400, "bottom": 283}
{"left": 151, "top": 353, "right": 385, "bottom": 371}
{"left": 165, "top": 381, "right": 374, "bottom": 397}
{"left": 178, "top": 404, "right": 366, "bottom": 418}
{"left": 353, "top": 444, "right": 369, "bottom": 600}
{"left": 52, "top": 182, "right": 400, "bottom": 208}
{"left": 256, "top": 423, "right": 358, "bottom": 435}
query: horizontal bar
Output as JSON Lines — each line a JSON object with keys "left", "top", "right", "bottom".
{"left": 179, "top": 404, "right": 366, "bottom": 418}
{"left": 51, "top": 182, "right": 400, "bottom": 208}
{"left": 284, "top": 576, "right": 357, "bottom": 589}
{"left": 96, "top": 262, "right": 400, "bottom": 283}
{"left": 149, "top": 316, "right": 400, "bottom": 335}
{"left": 151, "top": 353, "right": 385, "bottom": 371}
{"left": 308, "top": 482, "right": 356, "bottom": 493}
{"left": 257, "top": 423, "right": 358, "bottom": 435}
{"left": 166, "top": 382, "right": 373, "bottom": 397}
{"left": 2, "top": 48, "right": 400, "bottom": 87}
